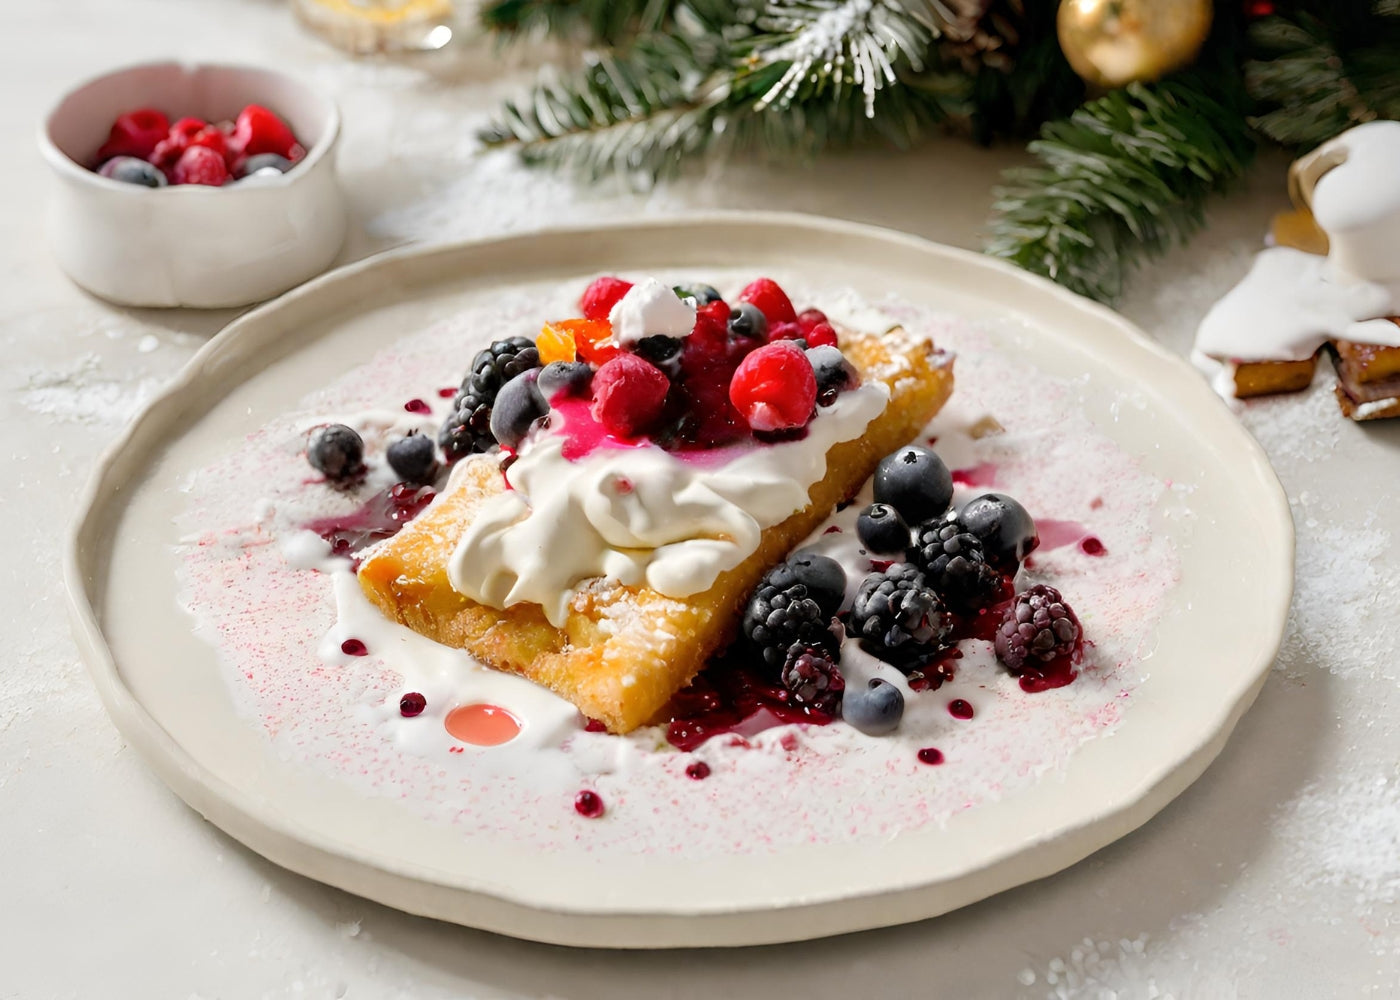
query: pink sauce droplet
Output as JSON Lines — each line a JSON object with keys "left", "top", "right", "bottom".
{"left": 583, "top": 718, "right": 607, "bottom": 733}
{"left": 399, "top": 692, "right": 426, "bottom": 717}
{"left": 574, "top": 790, "right": 605, "bottom": 818}
{"left": 404, "top": 398, "right": 431, "bottom": 414}
{"left": 948, "top": 698, "right": 974, "bottom": 720}
{"left": 1035, "top": 518, "right": 1090, "bottom": 552}
{"left": 917, "top": 747, "right": 945, "bottom": 765}
{"left": 951, "top": 461, "right": 998, "bottom": 487}
{"left": 823, "top": 525, "right": 842, "bottom": 535}
{"left": 341, "top": 638, "right": 367, "bottom": 656}
{"left": 444, "top": 703, "right": 522, "bottom": 746}
{"left": 685, "top": 761, "right": 711, "bottom": 780}
{"left": 437, "top": 386, "right": 458, "bottom": 398}
{"left": 1080, "top": 536, "right": 1106, "bottom": 556}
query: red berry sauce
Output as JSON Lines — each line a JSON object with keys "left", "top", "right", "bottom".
{"left": 399, "top": 692, "right": 426, "bottom": 717}
{"left": 1015, "top": 656, "right": 1079, "bottom": 693}
{"left": 404, "top": 398, "right": 431, "bottom": 414}
{"left": 574, "top": 790, "right": 605, "bottom": 818}
{"left": 1080, "top": 536, "right": 1106, "bottom": 556}
{"left": 583, "top": 718, "right": 608, "bottom": 733}
{"left": 664, "top": 659, "right": 835, "bottom": 753}
{"left": 306, "top": 483, "right": 436, "bottom": 560}
{"left": 1035, "top": 518, "right": 1091, "bottom": 553}
{"left": 340, "top": 638, "right": 367, "bottom": 656}
{"left": 951, "top": 462, "right": 998, "bottom": 487}
{"left": 948, "top": 698, "right": 974, "bottom": 720}
{"left": 917, "top": 747, "right": 945, "bottom": 766}
{"left": 437, "top": 386, "right": 458, "bottom": 398}
{"left": 685, "top": 761, "right": 711, "bottom": 780}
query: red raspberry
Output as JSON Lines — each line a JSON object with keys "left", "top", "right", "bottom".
{"left": 231, "top": 104, "right": 298, "bottom": 158}
{"left": 188, "top": 124, "right": 228, "bottom": 160}
{"left": 766, "top": 320, "right": 803, "bottom": 343}
{"left": 172, "top": 145, "right": 230, "bottom": 186}
{"left": 729, "top": 341, "right": 817, "bottom": 433}
{"left": 796, "top": 308, "right": 830, "bottom": 335}
{"left": 580, "top": 276, "right": 633, "bottom": 322}
{"left": 592, "top": 354, "right": 670, "bottom": 438}
{"left": 96, "top": 108, "right": 170, "bottom": 162}
{"left": 149, "top": 117, "right": 209, "bottom": 172}
{"left": 804, "top": 322, "right": 838, "bottom": 348}
{"left": 739, "top": 278, "right": 797, "bottom": 324}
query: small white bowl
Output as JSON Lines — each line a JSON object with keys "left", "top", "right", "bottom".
{"left": 41, "top": 62, "right": 347, "bottom": 309}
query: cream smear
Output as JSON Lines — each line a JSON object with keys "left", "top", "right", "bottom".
{"left": 447, "top": 382, "right": 890, "bottom": 626}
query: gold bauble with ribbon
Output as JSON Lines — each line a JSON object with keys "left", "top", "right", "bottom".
{"left": 1057, "top": 0, "right": 1213, "bottom": 89}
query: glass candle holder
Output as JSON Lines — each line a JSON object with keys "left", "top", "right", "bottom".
{"left": 293, "top": 0, "right": 455, "bottom": 55}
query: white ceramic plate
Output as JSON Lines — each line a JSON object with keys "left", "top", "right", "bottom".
{"left": 66, "top": 214, "right": 1292, "bottom": 948}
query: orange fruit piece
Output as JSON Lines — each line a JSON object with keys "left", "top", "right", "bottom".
{"left": 538, "top": 321, "right": 578, "bottom": 364}
{"left": 551, "top": 318, "right": 619, "bottom": 366}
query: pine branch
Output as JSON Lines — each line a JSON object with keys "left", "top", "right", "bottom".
{"left": 1246, "top": 2, "right": 1400, "bottom": 148}
{"left": 986, "top": 76, "right": 1255, "bottom": 304}
{"left": 481, "top": 0, "right": 959, "bottom": 183}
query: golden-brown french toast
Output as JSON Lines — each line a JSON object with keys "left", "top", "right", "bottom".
{"left": 357, "top": 328, "right": 953, "bottom": 733}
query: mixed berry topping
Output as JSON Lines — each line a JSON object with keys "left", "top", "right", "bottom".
{"left": 729, "top": 341, "right": 818, "bottom": 434}
{"left": 739, "top": 277, "right": 797, "bottom": 325}
{"left": 779, "top": 645, "right": 845, "bottom": 714}
{"left": 958, "top": 492, "right": 1040, "bottom": 574}
{"left": 308, "top": 424, "right": 365, "bottom": 482}
{"left": 386, "top": 433, "right": 438, "bottom": 485}
{"left": 874, "top": 445, "right": 954, "bottom": 526}
{"left": 591, "top": 353, "right": 671, "bottom": 438}
{"left": 994, "top": 584, "right": 1082, "bottom": 673}
{"left": 91, "top": 104, "right": 304, "bottom": 187}
{"left": 439, "top": 336, "right": 541, "bottom": 460}
{"left": 841, "top": 678, "right": 905, "bottom": 736}
{"left": 847, "top": 562, "right": 952, "bottom": 662}
{"left": 909, "top": 517, "right": 1005, "bottom": 613}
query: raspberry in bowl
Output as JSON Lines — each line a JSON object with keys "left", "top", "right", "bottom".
{"left": 40, "top": 62, "right": 346, "bottom": 308}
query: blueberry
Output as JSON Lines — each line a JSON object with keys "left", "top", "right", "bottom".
{"left": 633, "top": 335, "right": 683, "bottom": 378}
{"left": 674, "top": 283, "right": 722, "bottom": 305}
{"left": 958, "top": 493, "right": 1038, "bottom": 573}
{"left": 97, "top": 156, "right": 166, "bottom": 188}
{"left": 386, "top": 433, "right": 438, "bottom": 484}
{"left": 537, "top": 361, "right": 593, "bottom": 401}
{"left": 727, "top": 301, "right": 768, "bottom": 340}
{"left": 240, "top": 153, "right": 293, "bottom": 176}
{"left": 769, "top": 550, "right": 847, "bottom": 617}
{"left": 842, "top": 678, "right": 904, "bottom": 736}
{"left": 874, "top": 445, "right": 953, "bottom": 525}
{"left": 806, "top": 345, "right": 859, "bottom": 404}
{"left": 857, "top": 503, "right": 911, "bottom": 555}
{"left": 308, "top": 424, "right": 364, "bottom": 480}
{"left": 489, "top": 370, "right": 548, "bottom": 449}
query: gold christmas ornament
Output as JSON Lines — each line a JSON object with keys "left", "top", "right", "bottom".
{"left": 1057, "top": 0, "right": 1213, "bottom": 89}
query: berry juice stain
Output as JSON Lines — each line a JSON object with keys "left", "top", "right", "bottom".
{"left": 664, "top": 660, "right": 836, "bottom": 753}
{"left": 948, "top": 698, "right": 974, "bottom": 720}
{"left": 917, "top": 747, "right": 945, "bottom": 766}
{"left": 1035, "top": 519, "right": 1091, "bottom": 553}
{"left": 1080, "top": 536, "right": 1106, "bottom": 556}
{"left": 444, "top": 704, "right": 521, "bottom": 747}
{"left": 951, "top": 462, "right": 998, "bottom": 487}
{"left": 1016, "top": 658, "right": 1078, "bottom": 693}
{"left": 306, "top": 483, "right": 436, "bottom": 558}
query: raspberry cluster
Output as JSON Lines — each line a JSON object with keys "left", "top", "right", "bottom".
{"left": 92, "top": 105, "right": 305, "bottom": 188}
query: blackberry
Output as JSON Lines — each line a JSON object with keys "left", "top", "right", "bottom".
{"left": 846, "top": 563, "right": 952, "bottom": 662}
{"left": 780, "top": 645, "right": 845, "bottom": 714}
{"left": 763, "top": 552, "right": 847, "bottom": 617}
{"left": 439, "top": 336, "right": 541, "bottom": 460}
{"left": 742, "top": 576, "right": 836, "bottom": 669}
{"left": 910, "top": 517, "right": 1005, "bottom": 612}
{"left": 994, "top": 585, "right": 1081, "bottom": 672}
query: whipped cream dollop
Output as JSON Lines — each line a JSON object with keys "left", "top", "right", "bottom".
{"left": 447, "top": 382, "right": 891, "bottom": 627}
{"left": 608, "top": 278, "right": 697, "bottom": 347}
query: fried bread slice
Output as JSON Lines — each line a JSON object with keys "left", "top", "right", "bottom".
{"left": 357, "top": 328, "right": 953, "bottom": 733}
{"left": 1226, "top": 355, "right": 1320, "bottom": 398}
{"left": 1333, "top": 328, "right": 1400, "bottom": 420}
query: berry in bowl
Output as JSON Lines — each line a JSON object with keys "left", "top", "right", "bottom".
{"left": 41, "top": 62, "right": 346, "bottom": 308}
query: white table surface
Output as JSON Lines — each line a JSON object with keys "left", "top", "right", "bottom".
{"left": 4, "top": 2, "right": 1397, "bottom": 997}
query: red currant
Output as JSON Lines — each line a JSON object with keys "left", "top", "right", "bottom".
{"left": 739, "top": 278, "right": 797, "bottom": 324}
{"left": 729, "top": 341, "right": 817, "bottom": 433}
{"left": 804, "top": 322, "right": 838, "bottom": 348}
{"left": 580, "top": 276, "right": 633, "bottom": 321}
